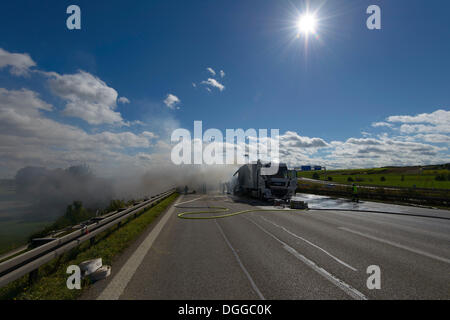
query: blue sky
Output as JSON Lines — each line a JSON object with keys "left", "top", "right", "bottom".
{"left": 0, "top": 0, "right": 449, "bottom": 177}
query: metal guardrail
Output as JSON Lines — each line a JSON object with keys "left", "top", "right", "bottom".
{"left": 0, "top": 189, "right": 176, "bottom": 288}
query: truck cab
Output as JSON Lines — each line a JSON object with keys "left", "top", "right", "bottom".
{"left": 233, "top": 161, "right": 297, "bottom": 201}
{"left": 258, "top": 163, "right": 297, "bottom": 200}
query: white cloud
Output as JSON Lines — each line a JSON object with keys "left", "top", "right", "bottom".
{"left": 206, "top": 67, "right": 216, "bottom": 76}
{"left": 141, "top": 131, "right": 159, "bottom": 140}
{"left": 164, "top": 94, "right": 181, "bottom": 109}
{"left": 325, "top": 136, "right": 446, "bottom": 168}
{"left": 346, "top": 138, "right": 382, "bottom": 146}
{"left": 118, "top": 97, "right": 130, "bottom": 104}
{"left": 399, "top": 123, "right": 450, "bottom": 134}
{"left": 280, "top": 131, "right": 328, "bottom": 148}
{"left": 0, "top": 48, "right": 36, "bottom": 76}
{"left": 0, "top": 87, "right": 156, "bottom": 177}
{"left": 201, "top": 78, "right": 225, "bottom": 92}
{"left": 93, "top": 131, "right": 151, "bottom": 148}
{"left": 131, "top": 120, "right": 145, "bottom": 126}
{"left": 274, "top": 110, "right": 449, "bottom": 168}
{"left": 0, "top": 88, "right": 148, "bottom": 150}
{"left": 136, "top": 153, "right": 153, "bottom": 161}
{"left": 372, "top": 109, "right": 450, "bottom": 147}
{"left": 163, "top": 108, "right": 448, "bottom": 169}
{"left": 48, "top": 70, "right": 124, "bottom": 125}
{"left": 372, "top": 122, "right": 393, "bottom": 128}
{"left": 413, "top": 134, "right": 450, "bottom": 144}
{"left": 387, "top": 109, "right": 449, "bottom": 125}
{"left": 0, "top": 88, "right": 52, "bottom": 114}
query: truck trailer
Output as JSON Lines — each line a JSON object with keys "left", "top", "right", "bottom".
{"left": 233, "top": 161, "right": 297, "bottom": 201}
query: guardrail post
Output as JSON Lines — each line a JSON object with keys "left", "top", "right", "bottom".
{"left": 29, "top": 269, "right": 38, "bottom": 285}
{"left": 90, "top": 237, "right": 95, "bottom": 246}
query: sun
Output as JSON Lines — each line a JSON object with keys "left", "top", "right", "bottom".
{"left": 297, "top": 13, "right": 317, "bottom": 35}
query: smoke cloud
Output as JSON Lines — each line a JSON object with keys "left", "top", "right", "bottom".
{"left": 13, "top": 163, "right": 237, "bottom": 222}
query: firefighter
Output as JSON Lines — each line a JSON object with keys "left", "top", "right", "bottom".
{"left": 352, "top": 183, "right": 359, "bottom": 203}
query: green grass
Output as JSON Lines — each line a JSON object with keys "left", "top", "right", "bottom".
{"left": 298, "top": 168, "right": 450, "bottom": 189}
{"left": 0, "top": 193, "right": 178, "bottom": 300}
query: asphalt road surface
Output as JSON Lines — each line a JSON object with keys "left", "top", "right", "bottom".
{"left": 90, "top": 194, "right": 450, "bottom": 300}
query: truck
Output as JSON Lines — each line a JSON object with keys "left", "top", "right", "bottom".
{"left": 232, "top": 160, "right": 298, "bottom": 201}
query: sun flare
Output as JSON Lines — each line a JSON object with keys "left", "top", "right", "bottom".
{"left": 297, "top": 13, "right": 317, "bottom": 35}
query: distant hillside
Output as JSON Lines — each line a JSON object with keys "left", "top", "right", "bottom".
{"left": 382, "top": 163, "right": 450, "bottom": 173}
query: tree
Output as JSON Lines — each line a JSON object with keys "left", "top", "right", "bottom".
{"left": 312, "top": 172, "right": 320, "bottom": 180}
{"left": 347, "top": 177, "right": 354, "bottom": 182}
{"left": 380, "top": 176, "right": 386, "bottom": 182}
{"left": 107, "top": 199, "right": 126, "bottom": 212}
{"left": 63, "top": 201, "right": 90, "bottom": 225}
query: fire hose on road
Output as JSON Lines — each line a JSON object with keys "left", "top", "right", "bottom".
{"left": 176, "top": 197, "right": 307, "bottom": 220}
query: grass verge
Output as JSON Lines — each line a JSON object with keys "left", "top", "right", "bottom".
{"left": 0, "top": 193, "right": 178, "bottom": 300}
{"left": 298, "top": 168, "right": 450, "bottom": 189}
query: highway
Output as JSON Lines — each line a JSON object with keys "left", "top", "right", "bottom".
{"left": 86, "top": 194, "right": 450, "bottom": 300}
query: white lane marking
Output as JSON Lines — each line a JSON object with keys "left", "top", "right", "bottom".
{"left": 259, "top": 216, "right": 358, "bottom": 272}
{"left": 97, "top": 196, "right": 183, "bottom": 300}
{"left": 175, "top": 197, "right": 204, "bottom": 206}
{"left": 257, "top": 206, "right": 291, "bottom": 211}
{"left": 215, "top": 220, "right": 266, "bottom": 300}
{"left": 245, "top": 217, "right": 368, "bottom": 300}
{"left": 339, "top": 227, "right": 450, "bottom": 265}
